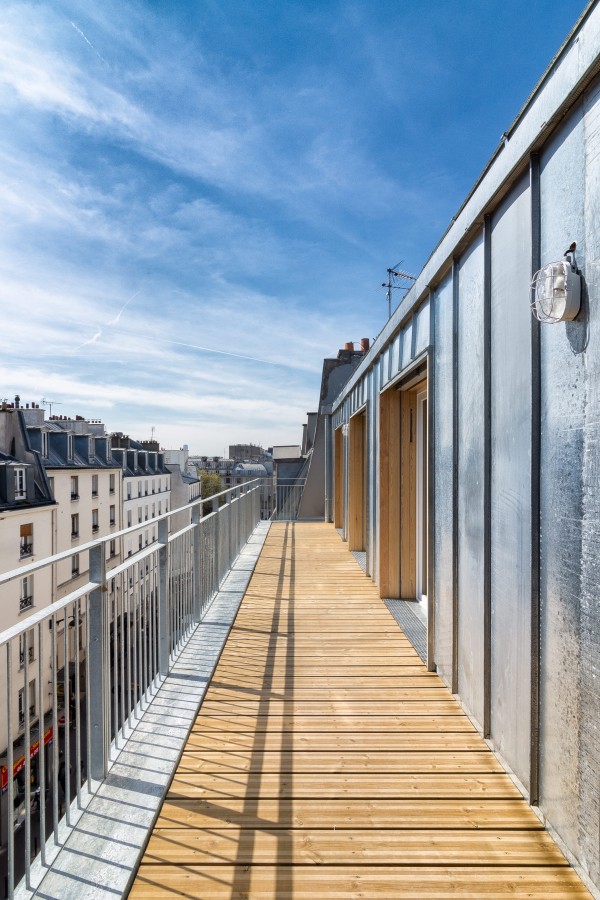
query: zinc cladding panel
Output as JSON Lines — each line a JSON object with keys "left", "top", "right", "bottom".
{"left": 413, "top": 301, "right": 430, "bottom": 357}
{"left": 457, "top": 231, "right": 485, "bottom": 728}
{"left": 490, "top": 172, "right": 532, "bottom": 792}
{"left": 579, "top": 78, "right": 600, "bottom": 887}
{"left": 401, "top": 321, "right": 413, "bottom": 369}
{"left": 539, "top": 98, "right": 587, "bottom": 871}
{"left": 433, "top": 273, "right": 454, "bottom": 686}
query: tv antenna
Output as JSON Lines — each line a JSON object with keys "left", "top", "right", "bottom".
{"left": 382, "top": 262, "right": 417, "bottom": 319}
{"left": 41, "top": 398, "right": 63, "bottom": 417}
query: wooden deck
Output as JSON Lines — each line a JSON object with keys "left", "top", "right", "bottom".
{"left": 130, "top": 522, "right": 590, "bottom": 898}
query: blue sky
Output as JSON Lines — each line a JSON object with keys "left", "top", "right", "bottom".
{"left": 0, "top": 0, "right": 582, "bottom": 454}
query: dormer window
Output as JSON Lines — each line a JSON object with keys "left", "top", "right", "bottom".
{"left": 89, "top": 437, "right": 95, "bottom": 461}
{"left": 14, "top": 468, "right": 26, "bottom": 500}
{"left": 41, "top": 431, "right": 48, "bottom": 459}
{"left": 67, "top": 435, "right": 74, "bottom": 461}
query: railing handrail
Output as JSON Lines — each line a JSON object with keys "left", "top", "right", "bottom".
{"left": 0, "top": 479, "right": 262, "bottom": 589}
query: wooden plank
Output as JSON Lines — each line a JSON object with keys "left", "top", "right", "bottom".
{"left": 182, "top": 732, "right": 493, "bottom": 752}
{"left": 197, "top": 700, "right": 463, "bottom": 715}
{"left": 154, "top": 798, "right": 543, "bottom": 830}
{"left": 166, "top": 773, "right": 522, "bottom": 800}
{"left": 130, "top": 866, "right": 590, "bottom": 899}
{"left": 175, "top": 750, "right": 504, "bottom": 774}
{"left": 191, "top": 715, "right": 477, "bottom": 733}
{"left": 142, "top": 828, "right": 567, "bottom": 866}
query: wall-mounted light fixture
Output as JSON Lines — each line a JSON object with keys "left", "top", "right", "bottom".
{"left": 531, "top": 243, "right": 581, "bottom": 323}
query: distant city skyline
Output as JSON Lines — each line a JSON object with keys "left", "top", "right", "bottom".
{"left": 0, "top": 0, "right": 580, "bottom": 454}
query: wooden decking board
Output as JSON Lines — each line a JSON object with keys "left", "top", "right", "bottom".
{"left": 130, "top": 522, "right": 590, "bottom": 899}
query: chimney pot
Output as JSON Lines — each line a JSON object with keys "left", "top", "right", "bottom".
{"left": 344, "top": 342, "right": 354, "bottom": 352}
{"left": 360, "top": 337, "right": 370, "bottom": 352}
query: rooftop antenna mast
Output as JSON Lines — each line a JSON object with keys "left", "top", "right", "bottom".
{"left": 382, "top": 262, "right": 417, "bottom": 319}
{"left": 41, "top": 398, "right": 63, "bottom": 417}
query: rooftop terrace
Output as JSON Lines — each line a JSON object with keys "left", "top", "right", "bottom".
{"left": 129, "top": 523, "right": 590, "bottom": 899}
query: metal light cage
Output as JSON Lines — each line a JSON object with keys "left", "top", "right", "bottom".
{"left": 530, "top": 258, "right": 581, "bottom": 323}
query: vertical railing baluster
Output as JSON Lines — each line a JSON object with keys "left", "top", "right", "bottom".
{"left": 88, "top": 545, "right": 108, "bottom": 781}
{"left": 37, "top": 621, "right": 46, "bottom": 864}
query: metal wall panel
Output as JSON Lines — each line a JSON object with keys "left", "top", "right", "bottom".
{"left": 457, "top": 232, "right": 486, "bottom": 727}
{"left": 391, "top": 332, "right": 402, "bottom": 379}
{"left": 433, "top": 274, "right": 454, "bottom": 685}
{"left": 539, "top": 100, "right": 586, "bottom": 868}
{"left": 578, "top": 81, "right": 600, "bottom": 886}
{"left": 414, "top": 301, "right": 431, "bottom": 356}
{"left": 368, "top": 366, "right": 378, "bottom": 581}
{"left": 401, "top": 321, "right": 413, "bottom": 368}
{"left": 490, "top": 173, "right": 532, "bottom": 791}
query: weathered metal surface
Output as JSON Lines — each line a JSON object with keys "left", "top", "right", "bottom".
{"left": 457, "top": 232, "right": 486, "bottom": 728}
{"left": 432, "top": 274, "right": 454, "bottom": 687}
{"left": 490, "top": 173, "right": 532, "bottom": 791}
{"left": 539, "top": 97, "right": 586, "bottom": 866}
{"left": 579, "top": 77, "right": 600, "bottom": 887}
{"left": 413, "top": 300, "right": 431, "bottom": 358}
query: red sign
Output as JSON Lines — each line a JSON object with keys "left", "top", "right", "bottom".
{"left": 1, "top": 727, "right": 53, "bottom": 792}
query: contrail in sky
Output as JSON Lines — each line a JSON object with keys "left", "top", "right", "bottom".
{"left": 107, "top": 289, "right": 142, "bottom": 326}
{"left": 70, "top": 21, "right": 107, "bottom": 64}
{"left": 73, "top": 289, "right": 142, "bottom": 352}
{"left": 74, "top": 328, "right": 102, "bottom": 351}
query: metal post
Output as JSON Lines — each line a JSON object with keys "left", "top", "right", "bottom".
{"left": 212, "top": 496, "right": 219, "bottom": 593}
{"left": 192, "top": 505, "right": 202, "bottom": 623}
{"left": 88, "top": 543, "right": 108, "bottom": 781}
{"left": 157, "top": 519, "right": 169, "bottom": 677}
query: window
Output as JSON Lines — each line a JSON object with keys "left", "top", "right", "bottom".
{"left": 19, "top": 576, "right": 33, "bottom": 612}
{"left": 109, "top": 539, "right": 116, "bottom": 558}
{"left": 41, "top": 431, "right": 48, "bottom": 458}
{"left": 110, "top": 473, "right": 115, "bottom": 494}
{"left": 138, "top": 535, "right": 143, "bottom": 550}
{"left": 18, "top": 680, "right": 36, "bottom": 726}
{"left": 92, "top": 508, "right": 99, "bottom": 532}
{"left": 145, "top": 530, "right": 149, "bottom": 546}
{"left": 165, "top": 501, "right": 168, "bottom": 513}
{"left": 145, "top": 506, "right": 148, "bottom": 521}
{"left": 127, "top": 510, "right": 132, "bottom": 528}
{"left": 71, "top": 513, "right": 79, "bottom": 538}
{"left": 127, "top": 482, "right": 132, "bottom": 500}
{"left": 71, "top": 475, "right": 79, "bottom": 500}
{"left": 14, "top": 468, "right": 26, "bottom": 500}
{"left": 19, "top": 630, "right": 35, "bottom": 668}
{"left": 67, "top": 435, "right": 74, "bottom": 461}
{"left": 138, "top": 481, "right": 142, "bottom": 497}
{"left": 158, "top": 501, "right": 162, "bottom": 515}
{"left": 91, "top": 474, "right": 98, "bottom": 497}
{"left": 109, "top": 505, "right": 116, "bottom": 526}
{"left": 89, "top": 437, "right": 95, "bottom": 460}
{"left": 152, "top": 503, "right": 155, "bottom": 517}
{"left": 144, "top": 480, "right": 148, "bottom": 496}
{"left": 47, "top": 476, "right": 54, "bottom": 497}
{"left": 71, "top": 553, "right": 80, "bottom": 577}
{"left": 138, "top": 507, "right": 142, "bottom": 524}
{"left": 20, "top": 523, "right": 33, "bottom": 557}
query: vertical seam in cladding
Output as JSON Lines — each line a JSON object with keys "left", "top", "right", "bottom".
{"left": 529, "top": 151, "right": 542, "bottom": 806}
{"left": 452, "top": 258, "right": 460, "bottom": 695}
{"left": 427, "top": 289, "right": 436, "bottom": 671}
{"left": 483, "top": 213, "right": 493, "bottom": 739}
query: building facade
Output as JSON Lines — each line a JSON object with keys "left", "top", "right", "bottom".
{"left": 320, "top": 7, "right": 600, "bottom": 894}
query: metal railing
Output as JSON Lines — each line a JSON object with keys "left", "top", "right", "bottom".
{"left": 271, "top": 478, "right": 307, "bottom": 521}
{"left": 0, "top": 480, "right": 261, "bottom": 899}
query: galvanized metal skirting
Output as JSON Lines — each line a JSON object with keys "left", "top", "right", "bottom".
{"left": 18, "top": 522, "right": 270, "bottom": 900}
{"left": 384, "top": 598, "right": 427, "bottom": 664}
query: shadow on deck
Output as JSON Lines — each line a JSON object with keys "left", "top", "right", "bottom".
{"left": 130, "top": 522, "right": 591, "bottom": 899}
